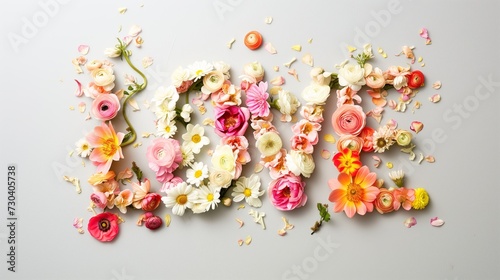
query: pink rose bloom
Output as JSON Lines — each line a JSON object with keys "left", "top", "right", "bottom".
{"left": 160, "top": 176, "right": 183, "bottom": 192}
{"left": 91, "top": 93, "right": 121, "bottom": 121}
{"left": 214, "top": 105, "right": 250, "bottom": 137}
{"left": 141, "top": 193, "right": 162, "bottom": 211}
{"left": 147, "top": 138, "right": 182, "bottom": 183}
{"left": 393, "top": 188, "right": 415, "bottom": 211}
{"left": 291, "top": 119, "right": 321, "bottom": 145}
{"left": 291, "top": 135, "right": 314, "bottom": 154}
{"left": 245, "top": 82, "right": 270, "bottom": 117}
{"left": 90, "top": 192, "right": 107, "bottom": 209}
{"left": 331, "top": 104, "right": 366, "bottom": 136}
{"left": 268, "top": 174, "right": 307, "bottom": 211}
{"left": 221, "top": 136, "right": 251, "bottom": 165}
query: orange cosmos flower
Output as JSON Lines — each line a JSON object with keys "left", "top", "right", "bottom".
{"left": 332, "top": 148, "right": 362, "bottom": 176}
{"left": 87, "top": 122, "right": 124, "bottom": 173}
{"left": 328, "top": 166, "right": 380, "bottom": 218}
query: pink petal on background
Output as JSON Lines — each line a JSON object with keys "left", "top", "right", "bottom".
{"left": 372, "top": 156, "right": 381, "bottom": 168}
{"left": 321, "top": 149, "right": 331, "bottom": 160}
{"left": 74, "top": 79, "right": 83, "bottom": 96}
{"left": 430, "top": 217, "right": 445, "bottom": 227}
{"left": 265, "top": 42, "right": 277, "bottom": 54}
{"left": 410, "top": 121, "right": 424, "bottom": 133}
{"left": 419, "top": 28, "right": 429, "bottom": 39}
{"left": 404, "top": 217, "right": 417, "bottom": 228}
{"left": 78, "top": 45, "right": 89, "bottom": 55}
{"left": 129, "top": 25, "right": 142, "bottom": 37}
{"left": 78, "top": 102, "right": 86, "bottom": 113}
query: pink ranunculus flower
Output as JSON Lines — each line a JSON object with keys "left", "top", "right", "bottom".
{"left": 214, "top": 105, "right": 250, "bottom": 137}
{"left": 90, "top": 192, "right": 107, "bottom": 209}
{"left": 147, "top": 138, "right": 182, "bottom": 183}
{"left": 290, "top": 135, "right": 314, "bottom": 154}
{"left": 331, "top": 104, "right": 366, "bottom": 136}
{"left": 245, "top": 81, "right": 270, "bottom": 117}
{"left": 160, "top": 176, "right": 183, "bottom": 192}
{"left": 91, "top": 93, "right": 121, "bottom": 121}
{"left": 268, "top": 174, "right": 307, "bottom": 211}
{"left": 291, "top": 119, "right": 321, "bottom": 145}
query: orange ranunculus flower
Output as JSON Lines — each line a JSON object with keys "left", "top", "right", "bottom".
{"left": 328, "top": 166, "right": 380, "bottom": 218}
{"left": 374, "top": 188, "right": 395, "bottom": 214}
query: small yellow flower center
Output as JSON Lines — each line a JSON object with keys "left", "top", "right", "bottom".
{"left": 196, "top": 69, "right": 203, "bottom": 76}
{"left": 376, "top": 138, "right": 387, "bottom": 148}
{"left": 346, "top": 183, "right": 363, "bottom": 203}
{"left": 225, "top": 116, "right": 237, "bottom": 128}
{"left": 194, "top": 170, "right": 203, "bottom": 178}
{"left": 207, "top": 193, "right": 214, "bottom": 202}
{"left": 165, "top": 126, "right": 171, "bottom": 133}
{"left": 176, "top": 194, "right": 188, "bottom": 205}
{"left": 82, "top": 144, "right": 89, "bottom": 150}
{"left": 243, "top": 188, "right": 252, "bottom": 197}
{"left": 191, "top": 134, "right": 201, "bottom": 143}
{"left": 101, "top": 138, "right": 118, "bottom": 157}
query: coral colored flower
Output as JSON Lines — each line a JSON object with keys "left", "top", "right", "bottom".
{"left": 221, "top": 136, "right": 251, "bottom": 165}
{"left": 214, "top": 105, "right": 250, "bottom": 137}
{"left": 328, "top": 166, "right": 380, "bottom": 218}
{"left": 359, "top": 126, "right": 375, "bottom": 152}
{"left": 114, "top": 189, "right": 134, "bottom": 214}
{"left": 88, "top": 212, "right": 119, "bottom": 242}
{"left": 268, "top": 174, "right": 307, "bottom": 211}
{"left": 86, "top": 122, "right": 124, "bottom": 173}
{"left": 246, "top": 81, "right": 270, "bottom": 117}
{"left": 262, "top": 148, "right": 289, "bottom": 179}
{"left": 291, "top": 119, "right": 320, "bottom": 145}
{"left": 336, "top": 86, "right": 361, "bottom": 107}
{"left": 331, "top": 104, "right": 366, "bottom": 136}
{"left": 141, "top": 193, "right": 162, "bottom": 212}
{"left": 332, "top": 148, "right": 362, "bottom": 176}
{"left": 374, "top": 188, "right": 395, "bottom": 214}
{"left": 336, "top": 135, "right": 363, "bottom": 153}
{"left": 290, "top": 135, "right": 314, "bottom": 154}
{"left": 392, "top": 187, "right": 415, "bottom": 211}
{"left": 91, "top": 93, "right": 120, "bottom": 121}
{"left": 146, "top": 138, "right": 182, "bottom": 183}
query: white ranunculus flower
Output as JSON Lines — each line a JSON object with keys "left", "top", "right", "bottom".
{"left": 152, "top": 86, "right": 179, "bottom": 107}
{"left": 211, "top": 145, "right": 237, "bottom": 176}
{"left": 243, "top": 61, "right": 265, "bottom": 83}
{"left": 277, "top": 90, "right": 300, "bottom": 122}
{"left": 213, "top": 61, "right": 231, "bottom": 79}
{"left": 91, "top": 68, "right": 115, "bottom": 91}
{"left": 256, "top": 131, "right": 282, "bottom": 157}
{"left": 301, "top": 83, "right": 331, "bottom": 105}
{"left": 202, "top": 71, "right": 225, "bottom": 93}
{"left": 338, "top": 63, "right": 366, "bottom": 91}
{"left": 310, "top": 67, "right": 331, "bottom": 86}
{"left": 208, "top": 169, "right": 233, "bottom": 189}
{"left": 286, "top": 150, "right": 315, "bottom": 178}
{"left": 171, "top": 67, "right": 191, "bottom": 87}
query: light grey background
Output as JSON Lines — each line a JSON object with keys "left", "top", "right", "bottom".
{"left": 1, "top": 0, "right": 499, "bottom": 279}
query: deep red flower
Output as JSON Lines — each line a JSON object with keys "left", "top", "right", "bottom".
{"left": 407, "top": 70, "right": 425, "bottom": 89}
{"left": 88, "top": 212, "right": 119, "bottom": 242}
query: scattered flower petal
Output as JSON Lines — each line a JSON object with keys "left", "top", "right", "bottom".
{"left": 254, "top": 163, "right": 264, "bottom": 173}
{"left": 347, "top": 45, "right": 357, "bottom": 53}
{"left": 373, "top": 156, "right": 381, "bottom": 168}
{"left": 307, "top": 38, "right": 313, "bottom": 43}
{"left": 430, "top": 217, "right": 444, "bottom": 227}
{"left": 418, "top": 152, "right": 425, "bottom": 164}
{"left": 425, "top": 156, "right": 435, "bottom": 163}
{"left": 235, "top": 218, "right": 244, "bottom": 228}
{"left": 287, "top": 69, "right": 299, "bottom": 81}
{"left": 273, "top": 66, "right": 279, "bottom": 72}
{"left": 135, "top": 36, "right": 144, "bottom": 47}
{"left": 78, "top": 45, "right": 89, "bottom": 55}
{"left": 291, "top": 45, "right": 302, "bottom": 52}
{"left": 410, "top": 121, "right": 424, "bottom": 133}
{"left": 133, "top": 142, "right": 142, "bottom": 148}
{"left": 142, "top": 132, "right": 153, "bottom": 138}
{"left": 284, "top": 57, "right": 297, "bottom": 68}
{"left": 417, "top": 57, "right": 423, "bottom": 63}
{"left": 227, "top": 38, "right": 235, "bottom": 49}
{"left": 302, "top": 53, "right": 314, "bottom": 66}
{"left": 118, "top": 7, "right": 127, "bottom": 14}
{"left": 63, "top": 176, "right": 82, "bottom": 194}
{"left": 249, "top": 209, "right": 266, "bottom": 229}
{"left": 321, "top": 149, "right": 331, "bottom": 160}
{"left": 265, "top": 42, "right": 277, "bottom": 54}
{"left": 386, "top": 162, "right": 393, "bottom": 169}
{"left": 324, "top": 134, "right": 336, "bottom": 144}
{"left": 69, "top": 106, "right": 75, "bottom": 110}
{"left": 377, "top": 47, "right": 387, "bottom": 58}
{"left": 164, "top": 214, "right": 171, "bottom": 227}
{"left": 73, "top": 218, "right": 84, "bottom": 234}
{"left": 282, "top": 217, "right": 294, "bottom": 231}
{"left": 128, "top": 98, "right": 140, "bottom": 111}
{"left": 420, "top": 63, "right": 425, "bottom": 67}
{"left": 433, "top": 81, "right": 442, "bottom": 89}
{"left": 202, "top": 118, "right": 215, "bottom": 127}
{"left": 85, "top": 113, "right": 91, "bottom": 121}
{"left": 420, "top": 28, "right": 432, "bottom": 45}
{"left": 71, "top": 58, "right": 83, "bottom": 74}
{"left": 244, "top": 235, "right": 252, "bottom": 245}
{"left": 270, "top": 76, "right": 285, "bottom": 86}
{"left": 237, "top": 204, "right": 245, "bottom": 210}
{"left": 129, "top": 25, "right": 142, "bottom": 37}
{"left": 78, "top": 102, "right": 86, "bottom": 113}
{"left": 238, "top": 239, "right": 244, "bottom": 246}
{"left": 142, "top": 56, "right": 153, "bottom": 68}
{"left": 429, "top": 94, "right": 441, "bottom": 103}
{"left": 264, "top": 16, "right": 273, "bottom": 24}
{"left": 404, "top": 217, "right": 417, "bottom": 228}
{"left": 278, "top": 229, "right": 287, "bottom": 236}
{"left": 222, "top": 197, "right": 232, "bottom": 207}
{"left": 74, "top": 79, "right": 83, "bottom": 97}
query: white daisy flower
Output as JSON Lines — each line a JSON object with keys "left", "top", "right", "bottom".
{"left": 188, "top": 60, "right": 213, "bottom": 81}
{"left": 182, "top": 124, "right": 210, "bottom": 154}
{"left": 75, "top": 138, "right": 92, "bottom": 157}
{"left": 156, "top": 118, "right": 177, "bottom": 138}
{"left": 181, "top": 144, "right": 195, "bottom": 167}
{"left": 171, "top": 66, "right": 191, "bottom": 88}
{"left": 231, "top": 174, "right": 265, "bottom": 208}
{"left": 161, "top": 182, "right": 196, "bottom": 216}
{"left": 192, "top": 184, "right": 221, "bottom": 213}
{"left": 186, "top": 162, "right": 209, "bottom": 187}
{"left": 389, "top": 170, "right": 405, "bottom": 188}
{"left": 373, "top": 126, "right": 395, "bottom": 153}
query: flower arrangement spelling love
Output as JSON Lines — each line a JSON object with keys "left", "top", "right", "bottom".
{"left": 150, "top": 60, "right": 266, "bottom": 216}
{"left": 239, "top": 62, "right": 328, "bottom": 211}
{"left": 320, "top": 44, "right": 431, "bottom": 219}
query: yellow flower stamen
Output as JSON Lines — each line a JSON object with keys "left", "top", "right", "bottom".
{"left": 176, "top": 194, "right": 188, "bottom": 205}
{"left": 191, "top": 134, "right": 201, "bottom": 143}
{"left": 194, "top": 170, "right": 202, "bottom": 178}
{"left": 346, "top": 183, "right": 363, "bottom": 203}
{"left": 207, "top": 193, "right": 214, "bottom": 202}
{"left": 243, "top": 188, "right": 252, "bottom": 197}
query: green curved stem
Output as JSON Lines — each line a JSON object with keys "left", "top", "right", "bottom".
{"left": 120, "top": 41, "right": 148, "bottom": 147}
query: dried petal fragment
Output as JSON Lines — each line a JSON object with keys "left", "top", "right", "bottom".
{"left": 282, "top": 217, "right": 294, "bottom": 230}
{"left": 377, "top": 47, "right": 387, "bottom": 58}
{"left": 129, "top": 25, "right": 142, "bottom": 37}
{"left": 249, "top": 209, "right": 266, "bottom": 229}
{"left": 63, "top": 176, "right": 82, "bottom": 194}
{"left": 202, "top": 118, "right": 215, "bottom": 127}
{"left": 264, "top": 16, "right": 273, "bottom": 24}
{"left": 372, "top": 156, "right": 381, "bottom": 168}
{"left": 244, "top": 236, "right": 252, "bottom": 245}
{"left": 301, "top": 53, "right": 314, "bottom": 67}
{"left": 425, "top": 156, "right": 435, "bottom": 163}
{"left": 135, "top": 36, "right": 144, "bottom": 47}
{"left": 133, "top": 142, "right": 142, "bottom": 148}
{"left": 78, "top": 102, "right": 86, "bottom": 113}
{"left": 273, "top": 66, "right": 279, "bottom": 72}
{"left": 78, "top": 45, "right": 89, "bottom": 55}
{"left": 237, "top": 204, "right": 245, "bottom": 210}
{"left": 291, "top": 45, "right": 302, "bottom": 52}
{"left": 410, "top": 121, "right": 424, "bottom": 133}
{"left": 142, "top": 56, "right": 153, "bottom": 68}
{"left": 164, "top": 214, "right": 171, "bottom": 227}
{"left": 386, "top": 162, "right": 393, "bottom": 169}
{"left": 278, "top": 229, "right": 287, "bottom": 236}
{"left": 270, "top": 76, "right": 285, "bottom": 86}
{"left": 237, "top": 239, "right": 244, "bottom": 246}
{"left": 141, "top": 132, "right": 153, "bottom": 138}
{"left": 74, "top": 79, "right": 83, "bottom": 97}
{"left": 235, "top": 218, "right": 244, "bottom": 228}
{"left": 283, "top": 57, "right": 296, "bottom": 68}
{"left": 73, "top": 218, "right": 84, "bottom": 234}
{"left": 254, "top": 163, "right": 264, "bottom": 173}
{"left": 418, "top": 152, "right": 424, "bottom": 164}
{"left": 324, "top": 134, "right": 336, "bottom": 144}
{"left": 128, "top": 98, "right": 140, "bottom": 111}
{"left": 227, "top": 38, "right": 235, "bottom": 49}
{"left": 420, "top": 28, "right": 432, "bottom": 45}
{"left": 404, "top": 217, "right": 417, "bottom": 228}
{"left": 429, "top": 94, "right": 441, "bottom": 103}
{"left": 321, "top": 149, "right": 331, "bottom": 160}
{"left": 347, "top": 45, "right": 357, "bottom": 53}
{"left": 118, "top": 7, "right": 127, "bottom": 14}
{"left": 85, "top": 113, "right": 91, "bottom": 121}
{"left": 430, "top": 217, "right": 444, "bottom": 227}
{"left": 287, "top": 69, "right": 299, "bottom": 81}
{"left": 432, "top": 81, "right": 442, "bottom": 89}
{"left": 307, "top": 38, "right": 313, "bottom": 44}
{"left": 71, "top": 58, "right": 83, "bottom": 74}
{"left": 417, "top": 57, "right": 423, "bottom": 63}
{"left": 265, "top": 42, "right": 277, "bottom": 54}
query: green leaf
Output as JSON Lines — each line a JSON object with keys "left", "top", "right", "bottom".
{"left": 131, "top": 161, "right": 143, "bottom": 182}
